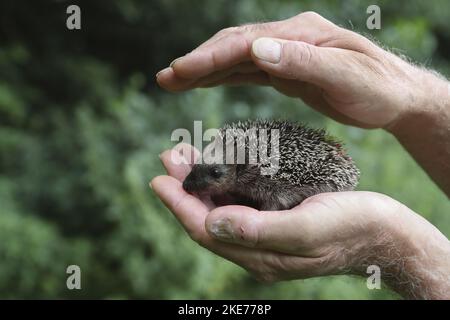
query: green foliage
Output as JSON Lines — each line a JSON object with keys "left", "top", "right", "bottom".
{"left": 0, "top": 0, "right": 448, "bottom": 299}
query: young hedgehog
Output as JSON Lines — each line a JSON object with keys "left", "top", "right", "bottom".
{"left": 182, "top": 120, "right": 360, "bottom": 211}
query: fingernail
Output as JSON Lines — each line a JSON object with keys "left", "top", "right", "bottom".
{"left": 148, "top": 181, "right": 153, "bottom": 190}
{"left": 252, "top": 38, "right": 281, "bottom": 64}
{"left": 209, "top": 218, "right": 235, "bottom": 240}
{"left": 156, "top": 67, "right": 171, "bottom": 78}
{"left": 169, "top": 57, "right": 183, "bottom": 68}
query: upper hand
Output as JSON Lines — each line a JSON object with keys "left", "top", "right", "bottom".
{"left": 156, "top": 12, "right": 431, "bottom": 129}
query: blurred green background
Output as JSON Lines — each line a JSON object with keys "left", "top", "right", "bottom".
{"left": 0, "top": 0, "right": 449, "bottom": 299}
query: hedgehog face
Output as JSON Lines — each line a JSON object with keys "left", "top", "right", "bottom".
{"left": 182, "top": 164, "right": 236, "bottom": 195}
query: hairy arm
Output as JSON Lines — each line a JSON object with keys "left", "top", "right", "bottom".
{"left": 387, "top": 72, "right": 450, "bottom": 197}
{"left": 355, "top": 200, "right": 450, "bottom": 299}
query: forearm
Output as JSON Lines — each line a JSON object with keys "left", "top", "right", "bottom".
{"left": 387, "top": 70, "right": 450, "bottom": 197}
{"left": 390, "top": 205, "right": 450, "bottom": 299}
{"left": 361, "top": 203, "right": 450, "bottom": 299}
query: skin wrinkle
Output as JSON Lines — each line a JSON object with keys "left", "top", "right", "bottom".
{"left": 287, "top": 42, "right": 314, "bottom": 81}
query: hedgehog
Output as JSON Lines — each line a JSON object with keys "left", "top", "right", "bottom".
{"left": 182, "top": 119, "right": 360, "bottom": 211}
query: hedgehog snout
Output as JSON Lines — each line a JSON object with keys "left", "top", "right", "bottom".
{"left": 182, "top": 178, "right": 196, "bottom": 193}
{"left": 182, "top": 176, "right": 195, "bottom": 193}
{"left": 183, "top": 172, "right": 208, "bottom": 194}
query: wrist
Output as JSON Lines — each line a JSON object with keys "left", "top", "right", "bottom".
{"left": 383, "top": 68, "right": 450, "bottom": 195}
{"left": 385, "top": 68, "right": 449, "bottom": 137}
{"left": 380, "top": 203, "right": 450, "bottom": 299}
{"left": 346, "top": 196, "right": 450, "bottom": 299}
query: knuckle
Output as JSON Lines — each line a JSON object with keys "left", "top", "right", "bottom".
{"left": 297, "top": 11, "right": 321, "bottom": 21}
{"left": 237, "top": 24, "right": 257, "bottom": 34}
{"left": 236, "top": 23, "right": 272, "bottom": 36}
{"left": 208, "top": 29, "right": 249, "bottom": 70}
{"left": 214, "top": 31, "right": 249, "bottom": 61}
{"left": 216, "top": 27, "right": 236, "bottom": 37}
{"left": 233, "top": 32, "right": 251, "bottom": 52}
{"left": 292, "top": 11, "right": 336, "bottom": 30}
{"left": 233, "top": 25, "right": 247, "bottom": 36}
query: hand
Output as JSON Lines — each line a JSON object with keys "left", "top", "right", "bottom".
{"left": 150, "top": 144, "right": 450, "bottom": 299}
{"left": 156, "top": 12, "right": 436, "bottom": 129}
{"left": 156, "top": 11, "right": 450, "bottom": 196}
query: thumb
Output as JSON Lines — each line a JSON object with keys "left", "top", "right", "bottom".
{"left": 204, "top": 204, "right": 317, "bottom": 253}
{"left": 251, "top": 37, "right": 342, "bottom": 86}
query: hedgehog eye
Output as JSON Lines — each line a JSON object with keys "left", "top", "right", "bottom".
{"left": 210, "top": 167, "right": 222, "bottom": 179}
